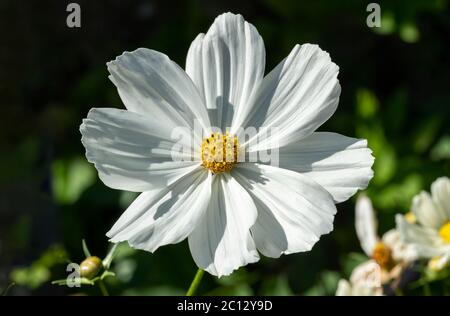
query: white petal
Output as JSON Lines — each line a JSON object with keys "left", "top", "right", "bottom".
{"left": 382, "top": 229, "right": 418, "bottom": 263}
{"left": 431, "top": 177, "right": 450, "bottom": 220}
{"left": 186, "top": 12, "right": 265, "bottom": 130}
{"left": 381, "top": 229, "right": 400, "bottom": 248}
{"left": 349, "top": 260, "right": 381, "bottom": 289}
{"left": 233, "top": 163, "right": 336, "bottom": 258}
{"left": 275, "top": 132, "right": 374, "bottom": 203}
{"left": 335, "top": 279, "right": 352, "bottom": 296}
{"left": 80, "top": 108, "right": 200, "bottom": 192}
{"left": 235, "top": 44, "right": 340, "bottom": 149}
{"left": 108, "top": 48, "right": 210, "bottom": 134}
{"left": 396, "top": 214, "right": 445, "bottom": 258}
{"left": 345, "top": 260, "right": 383, "bottom": 296}
{"left": 107, "top": 169, "right": 211, "bottom": 252}
{"left": 412, "top": 191, "right": 447, "bottom": 229}
{"left": 188, "top": 173, "right": 259, "bottom": 277}
{"left": 428, "top": 254, "right": 450, "bottom": 271}
{"left": 355, "top": 195, "right": 379, "bottom": 257}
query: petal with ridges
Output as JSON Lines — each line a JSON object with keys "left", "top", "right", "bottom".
{"left": 186, "top": 12, "right": 265, "bottom": 130}
{"left": 355, "top": 195, "right": 379, "bottom": 257}
{"left": 233, "top": 163, "right": 336, "bottom": 258}
{"left": 234, "top": 44, "right": 340, "bottom": 149}
{"left": 396, "top": 214, "right": 447, "bottom": 258}
{"left": 431, "top": 177, "right": 450, "bottom": 220}
{"left": 188, "top": 173, "right": 259, "bottom": 277}
{"left": 108, "top": 48, "right": 210, "bottom": 134}
{"left": 107, "top": 169, "right": 211, "bottom": 252}
{"left": 412, "top": 191, "right": 447, "bottom": 230}
{"left": 274, "top": 132, "right": 374, "bottom": 203}
{"left": 80, "top": 108, "right": 200, "bottom": 192}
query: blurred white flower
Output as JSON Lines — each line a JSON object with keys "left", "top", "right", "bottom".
{"left": 356, "top": 195, "right": 418, "bottom": 268}
{"left": 80, "top": 12, "right": 374, "bottom": 277}
{"left": 336, "top": 260, "right": 383, "bottom": 296}
{"left": 427, "top": 254, "right": 449, "bottom": 272}
{"left": 397, "top": 177, "right": 450, "bottom": 265}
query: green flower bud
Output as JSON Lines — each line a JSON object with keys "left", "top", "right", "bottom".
{"left": 80, "top": 256, "right": 102, "bottom": 279}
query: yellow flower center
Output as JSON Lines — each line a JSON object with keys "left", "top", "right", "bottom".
{"left": 201, "top": 133, "right": 238, "bottom": 174}
{"left": 439, "top": 221, "right": 450, "bottom": 243}
{"left": 404, "top": 211, "right": 416, "bottom": 224}
{"left": 372, "top": 242, "right": 392, "bottom": 269}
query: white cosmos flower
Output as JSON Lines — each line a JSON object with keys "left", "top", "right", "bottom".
{"left": 396, "top": 177, "right": 450, "bottom": 266}
{"left": 336, "top": 260, "right": 383, "bottom": 296}
{"left": 356, "top": 195, "right": 418, "bottom": 268}
{"left": 80, "top": 12, "right": 375, "bottom": 277}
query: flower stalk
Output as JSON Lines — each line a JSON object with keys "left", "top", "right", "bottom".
{"left": 186, "top": 268, "right": 205, "bottom": 296}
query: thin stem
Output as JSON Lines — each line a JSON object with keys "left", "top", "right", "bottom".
{"left": 186, "top": 268, "right": 205, "bottom": 296}
{"left": 102, "top": 242, "right": 119, "bottom": 270}
{"left": 98, "top": 280, "right": 109, "bottom": 296}
{"left": 1, "top": 282, "right": 15, "bottom": 296}
{"left": 82, "top": 239, "right": 92, "bottom": 258}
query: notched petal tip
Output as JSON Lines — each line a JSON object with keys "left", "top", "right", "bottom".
{"left": 215, "top": 11, "right": 244, "bottom": 22}
{"left": 106, "top": 48, "right": 169, "bottom": 72}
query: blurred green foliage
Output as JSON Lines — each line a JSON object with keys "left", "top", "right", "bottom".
{"left": 10, "top": 245, "right": 68, "bottom": 289}
{"left": 52, "top": 158, "right": 96, "bottom": 205}
{"left": 0, "top": 0, "right": 449, "bottom": 295}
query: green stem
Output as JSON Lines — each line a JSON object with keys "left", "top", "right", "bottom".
{"left": 102, "top": 242, "right": 119, "bottom": 270}
{"left": 98, "top": 280, "right": 109, "bottom": 296}
{"left": 186, "top": 269, "right": 205, "bottom": 296}
{"left": 1, "top": 282, "right": 15, "bottom": 296}
{"left": 82, "top": 239, "right": 92, "bottom": 258}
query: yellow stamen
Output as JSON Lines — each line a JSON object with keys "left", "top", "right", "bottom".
{"left": 372, "top": 242, "right": 392, "bottom": 269}
{"left": 201, "top": 133, "right": 238, "bottom": 174}
{"left": 404, "top": 211, "right": 416, "bottom": 224}
{"left": 439, "top": 221, "right": 450, "bottom": 243}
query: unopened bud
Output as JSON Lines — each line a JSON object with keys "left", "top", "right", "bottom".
{"left": 80, "top": 256, "right": 102, "bottom": 279}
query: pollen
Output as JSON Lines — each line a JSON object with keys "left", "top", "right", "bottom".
{"left": 439, "top": 221, "right": 450, "bottom": 243}
{"left": 201, "top": 133, "right": 238, "bottom": 174}
{"left": 404, "top": 211, "right": 416, "bottom": 224}
{"left": 372, "top": 242, "right": 392, "bottom": 269}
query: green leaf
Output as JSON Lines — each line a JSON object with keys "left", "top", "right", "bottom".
{"left": 399, "top": 22, "right": 420, "bottom": 43}
{"left": 11, "top": 265, "right": 50, "bottom": 289}
{"left": 373, "top": 10, "right": 396, "bottom": 35}
{"left": 119, "top": 191, "right": 139, "bottom": 209}
{"left": 259, "top": 274, "right": 293, "bottom": 296}
{"left": 374, "top": 173, "right": 423, "bottom": 210}
{"left": 114, "top": 258, "right": 137, "bottom": 283}
{"left": 413, "top": 116, "right": 443, "bottom": 153}
{"left": 356, "top": 89, "right": 379, "bottom": 119}
{"left": 52, "top": 157, "right": 96, "bottom": 205}
{"left": 431, "top": 135, "right": 450, "bottom": 160}
{"left": 10, "top": 245, "right": 69, "bottom": 289}
{"left": 304, "top": 271, "right": 340, "bottom": 296}
{"left": 340, "top": 253, "right": 369, "bottom": 278}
